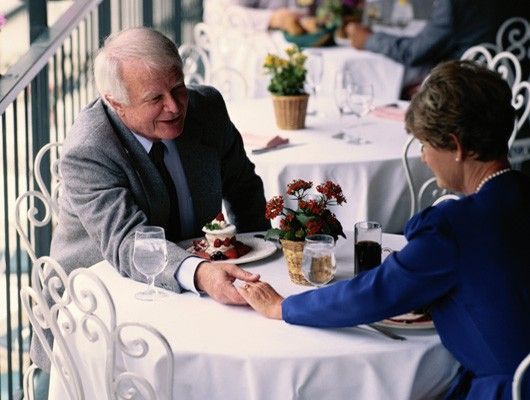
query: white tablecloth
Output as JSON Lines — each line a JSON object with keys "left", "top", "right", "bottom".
{"left": 228, "top": 97, "right": 431, "bottom": 233}
{"left": 49, "top": 233, "right": 459, "bottom": 400}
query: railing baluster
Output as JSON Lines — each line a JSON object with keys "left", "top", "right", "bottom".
{"left": 2, "top": 109, "right": 14, "bottom": 399}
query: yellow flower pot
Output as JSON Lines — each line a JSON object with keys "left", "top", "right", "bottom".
{"left": 272, "top": 94, "right": 309, "bottom": 130}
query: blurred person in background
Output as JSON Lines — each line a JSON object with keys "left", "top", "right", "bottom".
{"left": 345, "top": 0, "right": 530, "bottom": 98}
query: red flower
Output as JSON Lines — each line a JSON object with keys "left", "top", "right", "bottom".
{"left": 286, "top": 179, "right": 312, "bottom": 196}
{"left": 265, "top": 179, "right": 347, "bottom": 241}
{"left": 299, "top": 199, "right": 324, "bottom": 216}
{"left": 279, "top": 213, "right": 295, "bottom": 231}
{"left": 265, "top": 196, "right": 284, "bottom": 219}
{"left": 317, "top": 181, "right": 346, "bottom": 205}
{"left": 306, "top": 219, "right": 324, "bottom": 236}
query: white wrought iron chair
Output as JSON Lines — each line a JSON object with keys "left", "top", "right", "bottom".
{"left": 461, "top": 46, "right": 530, "bottom": 167}
{"left": 402, "top": 136, "right": 460, "bottom": 218}
{"left": 14, "top": 142, "right": 63, "bottom": 263}
{"left": 210, "top": 66, "right": 249, "bottom": 101}
{"left": 494, "top": 17, "right": 530, "bottom": 80}
{"left": 193, "top": 22, "right": 213, "bottom": 53}
{"left": 513, "top": 352, "right": 530, "bottom": 400}
{"left": 20, "top": 256, "right": 174, "bottom": 399}
{"left": 178, "top": 43, "right": 211, "bottom": 85}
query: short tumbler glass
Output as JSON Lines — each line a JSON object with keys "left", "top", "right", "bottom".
{"left": 301, "top": 234, "right": 336, "bottom": 286}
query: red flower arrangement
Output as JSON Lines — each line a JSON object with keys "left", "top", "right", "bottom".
{"left": 265, "top": 179, "right": 347, "bottom": 242}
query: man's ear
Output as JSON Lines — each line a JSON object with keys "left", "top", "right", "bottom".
{"left": 105, "top": 95, "right": 124, "bottom": 116}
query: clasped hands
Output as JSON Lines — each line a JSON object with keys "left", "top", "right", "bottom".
{"left": 195, "top": 262, "right": 283, "bottom": 319}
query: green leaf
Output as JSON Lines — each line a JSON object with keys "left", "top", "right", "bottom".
{"left": 295, "top": 214, "right": 313, "bottom": 226}
{"left": 265, "top": 229, "right": 282, "bottom": 241}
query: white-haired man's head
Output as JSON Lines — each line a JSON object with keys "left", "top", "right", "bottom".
{"left": 94, "top": 27, "right": 183, "bottom": 106}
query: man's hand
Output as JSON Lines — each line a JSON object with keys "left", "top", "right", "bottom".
{"left": 345, "top": 22, "right": 372, "bottom": 49}
{"left": 236, "top": 281, "right": 283, "bottom": 319}
{"left": 269, "top": 8, "right": 305, "bottom": 35}
{"left": 195, "top": 262, "right": 260, "bottom": 305}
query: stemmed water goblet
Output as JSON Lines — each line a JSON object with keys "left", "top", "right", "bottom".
{"left": 133, "top": 226, "right": 168, "bottom": 301}
{"left": 349, "top": 81, "right": 374, "bottom": 122}
{"left": 334, "top": 69, "right": 355, "bottom": 135}
{"left": 305, "top": 50, "right": 324, "bottom": 116}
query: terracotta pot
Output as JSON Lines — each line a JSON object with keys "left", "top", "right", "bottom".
{"left": 271, "top": 94, "right": 309, "bottom": 130}
{"left": 280, "top": 239, "right": 311, "bottom": 285}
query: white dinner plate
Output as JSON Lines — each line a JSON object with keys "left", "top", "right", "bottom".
{"left": 178, "top": 232, "right": 277, "bottom": 265}
{"left": 375, "top": 313, "right": 435, "bottom": 330}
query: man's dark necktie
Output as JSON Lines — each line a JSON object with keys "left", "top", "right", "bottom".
{"left": 149, "top": 142, "right": 180, "bottom": 241}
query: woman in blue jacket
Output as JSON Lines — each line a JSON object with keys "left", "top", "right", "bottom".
{"left": 237, "top": 60, "right": 530, "bottom": 399}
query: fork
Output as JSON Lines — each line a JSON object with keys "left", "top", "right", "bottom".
{"left": 366, "top": 324, "right": 406, "bottom": 341}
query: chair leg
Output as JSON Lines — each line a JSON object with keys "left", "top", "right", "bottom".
{"left": 23, "top": 364, "right": 38, "bottom": 400}
{"left": 23, "top": 365, "right": 50, "bottom": 400}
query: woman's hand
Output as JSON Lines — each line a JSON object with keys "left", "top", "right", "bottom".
{"left": 236, "top": 281, "right": 284, "bottom": 319}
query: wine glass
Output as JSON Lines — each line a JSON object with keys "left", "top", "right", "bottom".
{"left": 305, "top": 51, "right": 324, "bottom": 115}
{"left": 349, "top": 81, "right": 374, "bottom": 121}
{"left": 301, "top": 234, "right": 336, "bottom": 286}
{"left": 133, "top": 226, "right": 167, "bottom": 301}
{"left": 334, "top": 69, "right": 355, "bottom": 135}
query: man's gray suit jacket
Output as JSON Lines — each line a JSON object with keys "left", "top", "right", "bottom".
{"left": 32, "top": 85, "right": 268, "bottom": 372}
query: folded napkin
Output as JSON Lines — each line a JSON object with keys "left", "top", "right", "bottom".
{"left": 241, "top": 133, "right": 289, "bottom": 150}
{"left": 371, "top": 105, "right": 406, "bottom": 122}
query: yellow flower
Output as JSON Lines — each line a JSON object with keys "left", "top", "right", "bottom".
{"left": 263, "top": 45, "right": 307, "bottom": 96}
{"left": 285, "top": 45, "right": 298, "bottom": 57}
{"left": 263, "top": 54, "right": 275, "bottom": 68}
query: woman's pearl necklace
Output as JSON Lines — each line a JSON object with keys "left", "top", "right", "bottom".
{"left": 475, "top": 168, "right": 511, "bottom": 193}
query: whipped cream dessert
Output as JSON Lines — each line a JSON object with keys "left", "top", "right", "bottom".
{"left": 190, "top": 212, "right": 251, "bottom": 261}
{"left": 201, "top": 212, "right": 236, "bottom": 254}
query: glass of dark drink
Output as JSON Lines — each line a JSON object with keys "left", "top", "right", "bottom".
{"left": 354, "top": 221, "right": 392, "bottom": 275}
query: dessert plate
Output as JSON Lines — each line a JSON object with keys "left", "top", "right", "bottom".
{"left": 178, "top": 232, "right": 277, "bottom": 265}
{"left": 374, "top": 312, "right": 435, "bottom": 330}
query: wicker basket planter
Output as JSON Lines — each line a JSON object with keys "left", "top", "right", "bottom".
{"left": 280, "top": 239, "right": 311, "bottom": 285}
{"left": 272, "top": 94, "right": 309, "bottom": 130}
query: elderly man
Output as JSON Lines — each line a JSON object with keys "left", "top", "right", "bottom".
{"left": 29, "top": 27, "right": 269, "bottom": 377}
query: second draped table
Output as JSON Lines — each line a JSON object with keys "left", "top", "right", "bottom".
{"left": 227, "top": 97, "right": 432, "bottom": 233}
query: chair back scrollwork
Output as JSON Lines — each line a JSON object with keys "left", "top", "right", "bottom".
{"left": 210, "top": 66, "right": 249, "bottom": 101}
{"left": 179, "top": 43, "right": 211, "bottom": 85}
{"left": 495, "top": 17, "right": 530, "bottom": 80}
{"left": 402, "top": 136, "right": 459, "bottom": 218}
{"left": 461, "top": 46, "right": 530, "bottom": 149}
{"left": 15, "top": 142, "right": 63, "bottom": 262}
{"left": 20, "top": 257, "right": 174, "bottom": 399}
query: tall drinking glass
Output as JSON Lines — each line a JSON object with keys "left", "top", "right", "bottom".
{"left": 354, "top": 221, "right": 392, "bottom": 276}
{"left": 301, "top": 234, "right": 336, "bottom": 286}
{"left": 305, "top": 50, "right": 324, "bottom": 115}
{"left": 133, "top": 226, "right": 167, "bottom": 301}
{"left": 334, "top": 69, "right": 354, "bottom": 135}
{"left": 349, "top": 82, "right": 374, "bottom": 121}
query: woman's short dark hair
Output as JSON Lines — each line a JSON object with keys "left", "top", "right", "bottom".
{"left": 405, "top": 60, "right": 515, "bottom": 161}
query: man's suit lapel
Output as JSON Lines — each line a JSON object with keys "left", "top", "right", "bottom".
{"left": 104, "top": 105, "right": 172, "bottom": 229}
